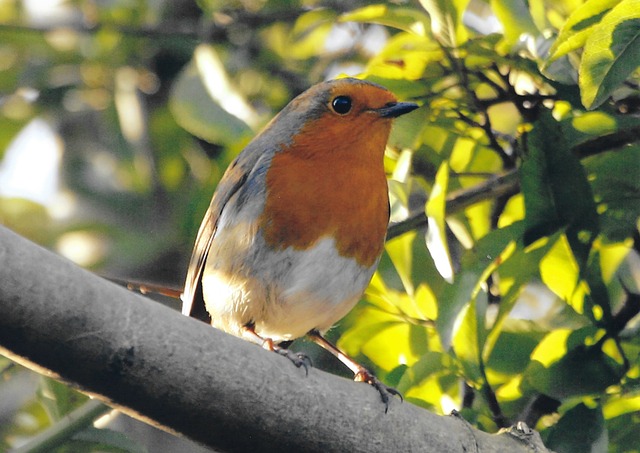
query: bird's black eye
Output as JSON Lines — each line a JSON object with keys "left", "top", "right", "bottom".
{"left": 331, "top": 96, "right": 352, "bottom": 115}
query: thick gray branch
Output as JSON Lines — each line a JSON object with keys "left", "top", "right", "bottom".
{"left": 0, "top": 226, "right": 549, "bottom": 452}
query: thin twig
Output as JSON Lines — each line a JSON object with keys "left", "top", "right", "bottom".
{"left": 573, "top": 125, "right": 640, "bottom": 158}
{"left": 387, "top": 171, "right": 519, "bottom": 239}
{"left": 456, "top": 60, "right": 513, "bottom": 167}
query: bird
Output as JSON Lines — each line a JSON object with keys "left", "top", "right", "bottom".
{"left": 180, "top": 77, "right": 418, "bottom": 410}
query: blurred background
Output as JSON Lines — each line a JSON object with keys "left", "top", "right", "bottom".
{"left": 1, "top": 0, "right": 639, "bottom": 451}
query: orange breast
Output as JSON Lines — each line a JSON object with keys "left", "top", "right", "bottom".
{"left": 259, "top": 115, "right": 391, "bottom": 268}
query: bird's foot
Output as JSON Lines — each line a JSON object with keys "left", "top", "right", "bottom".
{"left": 242, "top": 325, "right": 312, "bottom": 374}
{"left": 273, "top": 345, "right": 312, "bottom": 375}
{"left": 354, "top": 369, "right": 403, "bottom": 413}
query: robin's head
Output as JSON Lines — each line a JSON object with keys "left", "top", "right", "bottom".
{"left": 285, "top": 78, "right": 417, "bottom": 158}
{"left": 264, "top": 78, "right": 418, "bottom": 159}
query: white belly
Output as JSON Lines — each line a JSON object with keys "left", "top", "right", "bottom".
{"left": 202, "top": 230, "right": 377, "bottom": 342}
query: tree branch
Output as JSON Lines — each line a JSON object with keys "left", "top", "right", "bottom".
{"left": 387, "top": 171, "right": 519, "bottom": 240}
{"left": 573, "top": 125, "right": 640, "bottom": 159}
{"left": 0, "top": 226, "right": 550, "bottom": 452}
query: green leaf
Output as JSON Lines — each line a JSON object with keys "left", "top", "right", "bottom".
{"left": 524, "top": 328, "right": 625, "bottom": 399}
{"left": 0, "top": 117, "right": 27, "bottom": 160}
{"left": 419, "top": 0, "right": 470, "bottom": 47}
{"left": 338, "top": 304, "right": 430, "bottom": 371}
{"left": 547, "top": 0, "right": 620, "bottom": 61}
{"left": 395, "top": 352, "right": 459, "bottom": 412}
{"left": 486, "top": 321, "right": 547, "bottom": 378}
{"left": 521, "top": 114, "right": 620, "bottom": 323}
{"left": 539, "top": 234, "right": 590, "bottom": 314}
{"left": 291, "top": 8, "right": 336, "bottom": 39}
{"left": 520, "top": 111, "right": 599, "bottom": 266}
{"left": 528, "top": 0, "right": 547, "bottom": 33}
{"left": 397, "top": 351, "right": 456, "bottom": 392}
{"left": 384, "top": 230, "right": 443, "bottom": 296}
{"left": 426, "top": 161, "right": 454, "bottom": 282}
{"left": 340, "top": 4, "right": 432, "bottom": 35}
{"left": 37, "top": 378, "right": 88, "bottom": 422}
{"left": 437, "top": 222, "right": 524, "bottom": 348}
{"left": 584, "top": 145, "right": 640, "bottom": 243}
{"left": 603, "top": 392, "right": 640, "bottom": 450}
{"left": 452, "top": 295, "right": 488, "bottom": 384}
{"left": 539, "top": 233, "right": 614, "bottom": 324}
{"left": 285, "top": 10, "right": 336, "bottom": 60}
{"left": 606, "top": 405, "right": 640, "bottom": 452}
{"left": 169, "top": 46, "right": 254, "bottom": 145}
{"left": 484, "top": 235, "right": 554, "bottom": 360}
{"left": 364, "top": 32, "right": 442, "bottom": 81}
{"left": 491, "top": 0, "right": 539, "bottom": 48}
{"left": 545, "top": 403, "right": 608, "bottom": 453}
{"left": 603, "top": 391, "right": 640, "bottom": 420}
{"left": 580, "top": 0, "right": 640, "bottom": 109}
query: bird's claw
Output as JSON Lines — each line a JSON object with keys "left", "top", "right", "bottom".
{"left": 354, "top": 369, "right": 403, "bottom": 413}
{"left": 274, "top": 346, "right": 312, "bottom": 375}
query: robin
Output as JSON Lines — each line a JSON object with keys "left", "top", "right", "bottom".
{"left": 181, "top": 77, "right": 418, "bottom": 410}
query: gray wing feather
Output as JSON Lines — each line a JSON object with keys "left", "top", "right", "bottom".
{"left": 180, "top": 152, "right": 254, "bottom": 318}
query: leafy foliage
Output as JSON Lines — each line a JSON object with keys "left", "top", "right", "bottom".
{"left": 0, "top": 0, "right": 639, "bottom": 452}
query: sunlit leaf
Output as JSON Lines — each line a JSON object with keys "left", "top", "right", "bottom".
{"left": 437, "top": 222, "right": 523, "bottom": 348}
{"left": 365, "top": 32, "right": 441, "bottom": 80}
{"left": 458, "top": 34, "right": 514, "bottom": 68}
{"left": 0, "top": 197, "right": 51, "bottom": 245}
{"left": 528, "top": 0, "right": 547, "bottom": 32}
{"left": 452, "top": 295, "right": 488, "bottom": 384}
{"left": 547, "top": 0, "right": 620, "bottom": 61}
{"left": 291, "top": 8, "right": 336, "bottom": 39}
{"left": 491, "top": 0, "right": 539, "bottom": 48}
{"left": 364, "top": 76, "right": 433, "bottom": 101}
{"left": 340, "top": 4, "right": 431, "bottom": 35}
{"left": 483, "top": 237, "right": 553, "bottom": 359}
{"left": 539, "top": 234, "right": 588, "bottom": 314}
{"left": 597, "top": 241, "right": 632, "bottom": 284}
{"left": 559, "top": 111, "right": 640, "bottom": 150}
{"left": 365, "top": 272, "right": 438, "bottom": 324}
{"left": 37, "top": 378, "right": 88, "bottom": 422}
{"left": 580, "top": 0, "right": 640, "bottom": 109}
{"left": 169, "top": 50, "right": 253, "bottom": 145}
{"left": 570, "top": 111, "right": 618, "bottom": 136}
{"left": 385, "top": 230, "right": 442, "bottom": 296}
{"left": 606, "top": 406, "right": 640, "bottom": 452}
{"left": 426, "top": 161, "right": 454, "bottom": 282}
{"left": 603, "top": 393, "right": 640, "bottom": 419}
{"left": 497, "top": 193, "right": 525, "bottom": 228}
{"left": 396, "top": 351, "right": 459, "bottom": 412}
{"left": 361, "top": 322, "right": 430, "bottom": 371}
{"left": 418, "top": 0, "right": 470, "bottom": 47}
{"left": 524, "top": 328, "right": 625, "bottom": 398}
{"left": 287, "top": 10, "right": 336, "bottom": 59}
{"left": 397, "top": 351, "right": 455, "bottom": 391}
{"left": 338, "top": 305, "right": 430, "bottom": 371}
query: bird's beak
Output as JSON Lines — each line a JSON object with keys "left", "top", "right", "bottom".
{"left": 377, "top": 101, "right": 419, "bottom": 118}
